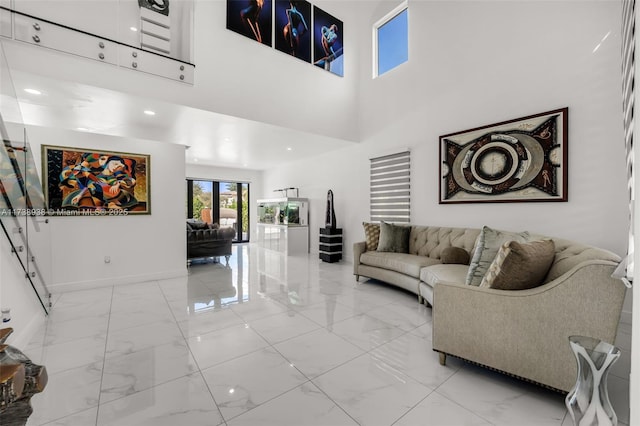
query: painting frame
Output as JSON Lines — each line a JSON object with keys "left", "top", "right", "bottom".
{"left": 226, "top": 0, "right": 274, "bottom": 47}
{"left": 312, "top": 5, "right": 344, "bottom": 77}
{"left": 439, "top": 108, "right": 568, "bottom": 204}
{"left": 42, "top": 145, "right": 151, "bottom": 216}
{"left": 274, "top": 0, "right": 312, "bottom": 63}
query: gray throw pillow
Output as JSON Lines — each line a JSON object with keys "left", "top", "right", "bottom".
{"left": 376, "top": 221, "right": 410, "bottom": 253}
{"left": 465, "top": 226, "right": 531, "bottom": 286}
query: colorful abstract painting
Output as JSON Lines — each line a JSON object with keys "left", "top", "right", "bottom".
{"left": 43, "top": 146, "right": 150, "bottom": 215}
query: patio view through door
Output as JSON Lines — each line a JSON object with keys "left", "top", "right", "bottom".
{"left": 186, "top": 179, "right": 250, "bottom": 243}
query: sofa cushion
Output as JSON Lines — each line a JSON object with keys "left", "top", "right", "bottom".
{"left": 466, "top": 226, "right": 531, "bottom": 286}
{"left": 420, "top": 264, "right": 470, "bottom": 287}
{"left": 441, "top": 247, "right": 470, "bottom": 265}
{"left": 363, "top": 222, "right": 381, "bottom": 251}
{"left": 480, "top": 239, "right": 556, "bottom": 290}
{"left": 360, "top": 251, "right": 439, "bottom": 278}
{"left": 377, "top": 221, "right": 410, "bottom": 253}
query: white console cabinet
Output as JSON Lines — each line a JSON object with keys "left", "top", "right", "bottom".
{"left": 257, "top": 198, "right": 310, "bottom": 256}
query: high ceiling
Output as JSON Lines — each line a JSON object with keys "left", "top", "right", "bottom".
{"left": 10, "top": 69, "right": 358, "bottom": 171}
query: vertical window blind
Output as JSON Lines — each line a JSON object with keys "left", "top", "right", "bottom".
{"left": 370, "top": 151, "right": 410, "bottom": 223}
{"left": 620, "top": 0, "right": 634, "bottom": 285}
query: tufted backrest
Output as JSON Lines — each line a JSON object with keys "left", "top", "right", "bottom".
{"left": 544, "top": 237, "right": 621, "bottom": 282}
{"left": 409, "top": 226, "right": 481, "bottom": 259}
{"left": 187, "top": 226, "right": 236, "bottom": 242}
{"left": 402, "top": 226, "right": 621, "bottom": 280}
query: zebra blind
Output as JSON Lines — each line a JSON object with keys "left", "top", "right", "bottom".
{"left": 370, "top": 151, "right": 410, "bottom": 223}
{"left": 621, "top": 0, "right": 634, "bottom": 284}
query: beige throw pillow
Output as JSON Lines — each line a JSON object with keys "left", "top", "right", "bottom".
{"left": 362, "top": 222, "right": 381, "bottom": 251}
{"left": 480, "top": 239, "right": 556, "bottom": 290}
{"left": 466, "top": 226, "right": 531, "bottom": 286}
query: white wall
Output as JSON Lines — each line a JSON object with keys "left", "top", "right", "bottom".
{"left": 2, "top": 0, "right": 360, "bottom": 142}
{"left": 265, "top": 0, "right": 627, "bottom": 257}
{"left": 25, "top": 126, "right": 187, "bottom": 292}
{"left": 186, "top": 164, "right": 264, "bottom": 241}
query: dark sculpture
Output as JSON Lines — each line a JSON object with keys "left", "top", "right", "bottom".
{"left": 0, "top": 328, "right": 47, "bottom": 426}
{"left": 325, "top": 189, "right": 336, "bottom": 229}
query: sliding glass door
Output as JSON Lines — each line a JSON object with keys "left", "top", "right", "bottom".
{"left": 186, "top": 179, "right": 249, "bottom": 243}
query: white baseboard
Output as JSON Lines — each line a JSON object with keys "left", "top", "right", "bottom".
{"left": 47, "top": 268, "right": 188, "bottom": 293}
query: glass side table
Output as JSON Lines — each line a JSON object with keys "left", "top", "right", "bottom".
{"left": 565, "top": 335, "right": 620, "bottom": 426}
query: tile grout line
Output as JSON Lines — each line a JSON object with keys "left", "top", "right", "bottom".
{"left": 159, "top": 278, "right": 229, "bottom": 426}
{"left": 93, "top": 284, "right": 115, "bottom": 426}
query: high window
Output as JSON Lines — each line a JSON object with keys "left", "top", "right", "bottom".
{"left": 373, "top": 2, "right": 408, "bottom": 78}
{"left": 186, "top": 179, "right": 250, "bottom": 242}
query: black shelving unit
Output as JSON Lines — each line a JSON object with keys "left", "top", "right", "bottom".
{"left": 319, "top": 227, "right": 342, "bottom": 263}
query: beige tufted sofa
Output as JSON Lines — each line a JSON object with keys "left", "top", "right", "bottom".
{"left": 353, "top": 225, "right": 627, "bottom": 392}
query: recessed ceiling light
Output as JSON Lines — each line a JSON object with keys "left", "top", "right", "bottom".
{"left": 130, "top": 26, "right": 138, "bottom": 32}
{"left": 77, "top": 127, "right": 90, "bottom": 132}
{"left": 24, "top": 88, "right": 41, "bottom": 95}
{"left": 143, "top": 110, "right": 156, "bottom": 116}
{"left": 287, "top": 147, "right": 292, "bottom": 151}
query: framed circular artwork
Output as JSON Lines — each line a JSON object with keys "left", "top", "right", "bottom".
{"left": 439, "top": 108, "right": 568, "bottom": 203}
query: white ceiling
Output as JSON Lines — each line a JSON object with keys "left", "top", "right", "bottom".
{"left": 11, "top": 69, "right": 358, "bottom": 171}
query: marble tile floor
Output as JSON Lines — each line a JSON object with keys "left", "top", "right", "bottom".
{"left": 21, "top": 244, "right": 631, "bottom": 426}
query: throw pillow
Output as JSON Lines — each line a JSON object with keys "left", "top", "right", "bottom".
{"left": 441, "top": 247, "right": 470, "bottom": 265}
{"left": 480, "top": 239, "right": 556, "bottom": 290}
{"left": 376, "top": 221, "right": 410, "bottom": 253}
{"left": 465, "top": 226, "right": 531, "bottom": 286}
{"left": 189, "top": 221, "right": 209, "bottom": 230}
{"left": 363, "top": 222, "right": 381, "bottom": 251}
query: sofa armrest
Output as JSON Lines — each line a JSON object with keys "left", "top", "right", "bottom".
{"left": 432, "top": 260, "right": 626, "bottom": 392}
{"left": 353, "top": 241, "right": 366, "bottom": 275}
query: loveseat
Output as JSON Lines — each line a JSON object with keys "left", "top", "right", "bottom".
{"left": 353, "top": 223, "right": 627, "bottom": 392}
{"left": 186, "top": 220, "right": 236, "bottom": 265}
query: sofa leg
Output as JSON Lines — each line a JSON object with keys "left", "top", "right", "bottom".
{"left": 439, "top": 352, "right": 446, "bottom": 366}
{"left": 417, "top": 295, "right": 424, "bottom": 304}
{"left": 225, "top": 255, "right": 230, "bottom": 266}
{"left": 355, "top": 275, "right": 359, "bottom": 282}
